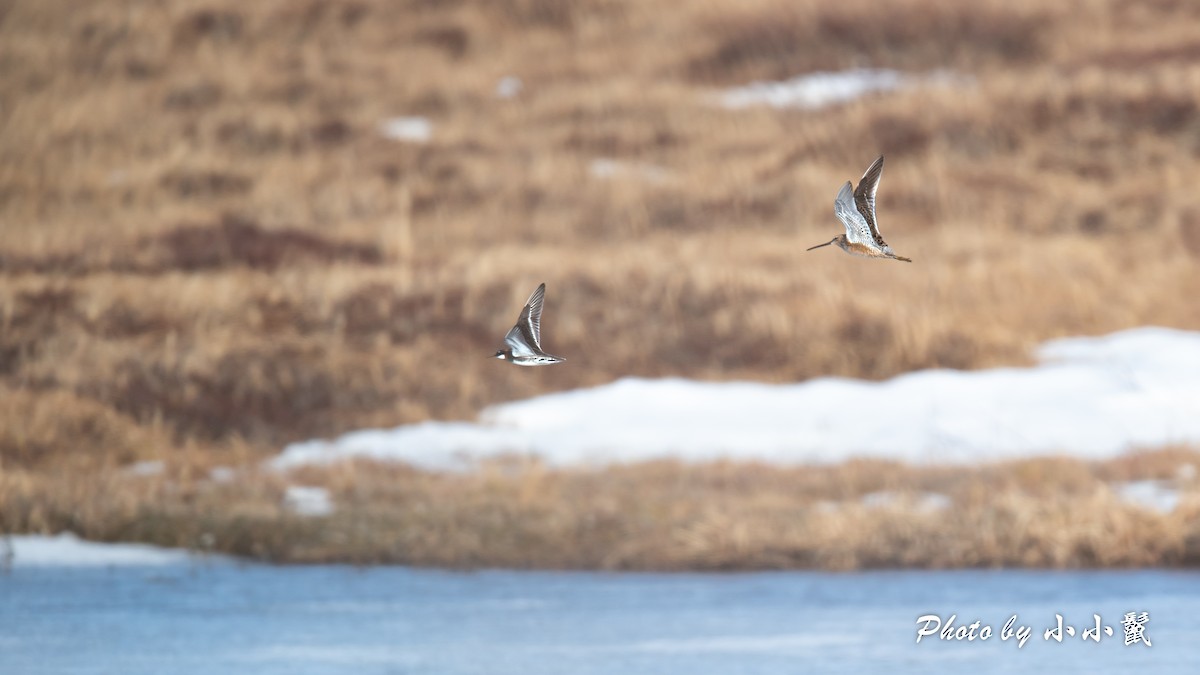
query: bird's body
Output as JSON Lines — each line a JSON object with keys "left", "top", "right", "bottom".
{"left": 495, "top": 283, "right": 565, "bottom": 366}
{"left": 808, "top": 155, "right": 911, "bottom": 263}
{"left": 837, "top": 240, "right": 890, "bottom": 259}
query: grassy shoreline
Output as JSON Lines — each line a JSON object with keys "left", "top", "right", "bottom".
{"left": 5, "top": 449, "right": 1198, "bottom": 570}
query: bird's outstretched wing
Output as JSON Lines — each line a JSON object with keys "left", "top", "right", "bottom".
{"left": 853, "top": 155, "right": 888, "bottom": 248}
{"left": 522, "top": 283, "right": 545, "bottom": 349}
{"left": 503, "top": 325, "right": 536, "bottom": 357}
{"left": 504, "top": 282, "right": 546, "bottom": 357}
{"left": 834, "top": 180, "right": 875, "bottom": 246}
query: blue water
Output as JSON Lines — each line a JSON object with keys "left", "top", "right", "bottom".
{"left": 0, "top": 563, "right": 1194, "bottom": 674}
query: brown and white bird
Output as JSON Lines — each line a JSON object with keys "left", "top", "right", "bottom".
{"left": 807, "top": 155, "right": 911, "bottom": 262}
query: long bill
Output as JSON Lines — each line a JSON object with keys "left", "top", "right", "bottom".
{"left": 806, "top": 239, "right": 835, "bottom": 251}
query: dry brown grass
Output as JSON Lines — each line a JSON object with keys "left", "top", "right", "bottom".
{"left": 3, "top": 0, "right": 1200, "bottom": 566}
{"left": 3, "top": 449, "right": 1200, "bottom": 569}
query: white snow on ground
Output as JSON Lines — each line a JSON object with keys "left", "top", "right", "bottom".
{"left": 813, "top": 491, "right": 952, "bottom": 514}
{"left": 379, "top": 116, "right": 432, "bottom": 143}
{"left": 283, "top": 486, "right": 335, "bottom": 517}
{"left": 589, "top": 158, "right": 673, "bottom": 184}
{"left": 122, "top": 460, "right": 164, "bottom": 476}
{"left": 720, "top": 68, "right": 964, "bottom": 110}
{"left": 860, "top": 491, "right": 951, "bottom": 512}
{"left": 3, "top": 533, "right": 201, "bottom": 567}
{"left": 273, "top": 327, "right": 1200, "bottom": 471}
{"left": 1113, "top": 480, "right": 1182, "bottom": 514}
{"left": 495, "top": 75, "right": 523, "bottom": 99}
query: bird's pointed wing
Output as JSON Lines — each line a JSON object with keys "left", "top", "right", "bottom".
{"left": 503, "top": 324, "right": 538, "bottom": 357}
{"left": 834, "top": 180, "right": 874, "bottom": 246}
{"left": 518, "top": 283, "right": 546, "bottom": 351}
{"left": 853, "top": 155, "right": 888, "bottom": 247}
{"left": 501, "top": 283, "right": 547, "bottom": 357}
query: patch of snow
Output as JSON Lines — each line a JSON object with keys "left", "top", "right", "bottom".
{"left": 123, "top": 460, "right": 164, "bottom": 476}
{"left": 813, "top": 500, "right": 839, "bottom": 514}
{"left": 1176, "top": 464, "right": 1197, "bottom": 482}
{"left": 209, "top": 466, "right": 237, "bottom": 483}
{"left": 860, "top": 491, "right": 951, "bottom": 512}
{"left": 815, "top": 492, "right": 950, "bottom": 514}
{"left": 918, "top": 493, "right": 952, "bottom": 512}
{"left": 284, "top": 486, "right": 335, "bottom": 517}
{"left": 720, "top": 68, "right": 965, "bottom": 110}
{"left": 1113, "top": 480, "right": 1181, "bottom": 514}
{"left": 495, "top": 76, "right": 523, "bottom": 99}
{"left": 4, "top": 533, "right": 199, "bottom": 567}
{"left": 379, "top": 117, "right": 432, "bottom": 143}
{"left": 588, "top": 158, "right": 672, "bottom": 184}
{"left": 276, "top": 423, "right": 521, "bottom": 471}
{"left": 272, "top": 327, "right": 1200, "bottom": 471}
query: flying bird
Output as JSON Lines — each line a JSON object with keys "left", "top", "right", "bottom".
{"left": 807, "top": 155, "right": 911, "bottom": 262}
{"left": 494, "top": 283, "right": 565, "bottom": 366}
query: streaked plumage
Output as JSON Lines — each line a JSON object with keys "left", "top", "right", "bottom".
{"left": 494, "top": 283, "right": 565, "bottom": 366}
{"left": 807, "top": 155, "right": 912, "bottom": 262}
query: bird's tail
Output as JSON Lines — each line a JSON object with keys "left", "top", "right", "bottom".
{"left": 895, "top": 255, "right": 913, "bottom": 263}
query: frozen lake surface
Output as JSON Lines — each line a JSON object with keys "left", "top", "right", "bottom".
{"left": 1, "top": 552, "right": 1194, "bottom": 674}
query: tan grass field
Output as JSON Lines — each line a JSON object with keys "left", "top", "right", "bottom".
{"left": 5, "top": 449, "right": 1200, "bottom": 569}
{"left": 2, "top": 0, "right": 1200, "bottom": 567}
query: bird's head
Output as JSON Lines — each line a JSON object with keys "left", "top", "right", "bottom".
{"left": 494, "top": 349, "right": 508, "bottom": 361}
